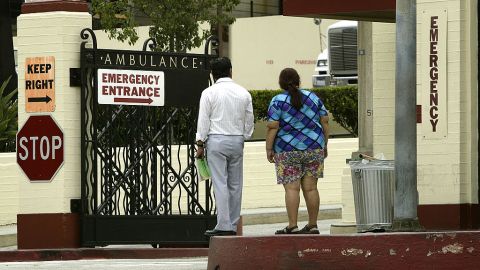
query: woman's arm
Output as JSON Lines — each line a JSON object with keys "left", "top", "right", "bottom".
{"left": 320, "top": 115, "right": 329, "bottom": 158}
{"left": 266, "top": 121, "right": 279, "bottom": 163}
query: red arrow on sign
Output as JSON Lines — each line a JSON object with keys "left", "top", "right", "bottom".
{"left": 113, "top": 97, "right": 153, "bottom": 104}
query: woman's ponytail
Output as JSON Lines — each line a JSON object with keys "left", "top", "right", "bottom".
{"left": 279, "top": 68, "right": 302, "bottom": 110}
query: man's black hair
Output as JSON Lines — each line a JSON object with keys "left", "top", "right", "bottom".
{"left": 210, "top": 57, "right": 232, "bottom": 80}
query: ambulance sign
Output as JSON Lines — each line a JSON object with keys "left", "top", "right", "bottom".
{"left": 98, "top": 69, "right": 165, "bottom": 106}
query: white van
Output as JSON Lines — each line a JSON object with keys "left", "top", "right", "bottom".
{"left": 311, "top": 49, "right": 330, "bottom": 87}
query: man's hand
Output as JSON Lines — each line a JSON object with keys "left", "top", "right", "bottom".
{"left": 196, "top": 146, "right": 205, "bottom": 159}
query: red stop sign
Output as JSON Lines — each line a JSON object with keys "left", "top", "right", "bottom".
{"left": 17, "top": 115, "right": 64, "bottom": 181}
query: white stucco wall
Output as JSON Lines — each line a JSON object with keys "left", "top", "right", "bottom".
{"left": 8, "top": 4, "right": 477, "bottom": 227}
{"left": 416, "top": 0, "right": 478, "bottom": 204}
{"left": 5, "top": 15, "right": 352, "bottom": 226}
{"left": 243, "top": 138, "right": 357, "bottom": 209}
{"left": 370, "top": 1, "right": 478, "bottom": 206}
{"left": 0, "top": 138, "right": 357, "bottom": 225}
{"left": 230, "top": 15, "right": 336, "bottom": 90}
{"left": 94, "top": 16, "right": 337, "bottom": 92}
{"left": 16, "top": 12, "right": 92, "bottom": 214}
{"left": 0, "top": 154, "right": 19, "bottom": 225}
{"left": 372, "top": 23, "right": 396, "bottom": 160}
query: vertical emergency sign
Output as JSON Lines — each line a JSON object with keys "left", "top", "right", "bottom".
{"left": 421, "top": 10, "right": 447, "bottom": 139}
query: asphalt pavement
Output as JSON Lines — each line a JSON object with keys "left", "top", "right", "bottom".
{"left": 0, "top": 258, "right": 209, "bottom": 270}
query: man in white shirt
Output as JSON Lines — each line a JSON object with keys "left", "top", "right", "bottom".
{"left": 195, "top": 57, "right": 254, "bottom": 236}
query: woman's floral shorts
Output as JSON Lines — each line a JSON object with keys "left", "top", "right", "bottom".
{"left": 274, "top": 148, "right": 325, "bottom": 184}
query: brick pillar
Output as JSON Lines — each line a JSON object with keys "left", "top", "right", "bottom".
{"left": 16, "top": 0, "right": 90, "bottom": 249}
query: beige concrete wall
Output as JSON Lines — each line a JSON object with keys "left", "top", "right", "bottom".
{"left": 372, "top": 23, "right": 396, "bottom": 160}
{"left": 416, "top": 0, "right": 478, "bottom": 204}
{"left": 0, "top": 154, "right": 19, "bottom": 225}
{"left": 357, "top": 22, "right": 374, "bottom": 154}
{"left": 344, "top": 21, "right": 393, "bottom": 222}
{"left": 0, "top": 138, "right": 356, "bottom": 225}
{"left": 94, "top": 16, "right": 336, "bottom": 91}
{"left": 464, "top": 0, "right": 479, "bottom": 203}
{"left": 230, "top": 16, "right": 336, "bottom": 90}
{"left": 369, "top": 1, "right": 478, "bottom": 206}
{"left": 16, "top": 12, "right": 92, "bottom": 214}
{"left": 10, "top": 5, "right": 477, "bottom": 226}
{"left": 417, "top": 2, "right": 460, "bottom": 204}
{"left": 94, "top": 16, "right": 334, "bottom": 81}
{"left": 243, "top": 138, "right": 357, "bottom": 209}
{"left": 94, "top": 20, "right": 352, "bottom": 140}
{"left": 7, "top": 15, "right": 351, "bottom": 225}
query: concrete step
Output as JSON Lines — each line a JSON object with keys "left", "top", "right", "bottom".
{"left": 0, "top": 225, "right": 16, "bottom": 248}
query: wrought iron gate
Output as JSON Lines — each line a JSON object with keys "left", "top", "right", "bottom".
{"left": 79, "top": 28, "right": 218, "bottom": 247}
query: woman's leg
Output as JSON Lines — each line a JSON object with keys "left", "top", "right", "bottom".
{"left": 301, "top": 175, "right": 319, "bottom": 226}
{"left": 284, "top": 180, "right": 301, "bottom": 228}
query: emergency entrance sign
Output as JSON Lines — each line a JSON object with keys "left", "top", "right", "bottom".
{"left": 98, "top": 69, "right": 165, "bottom": 106}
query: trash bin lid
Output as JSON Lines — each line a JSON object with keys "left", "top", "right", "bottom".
{"left": 349, "top": 160, "right": 394, "bottom": 170}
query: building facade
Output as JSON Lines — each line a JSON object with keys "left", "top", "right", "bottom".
{"left": 285, "top": 0, "right": 479, "bottom": 229}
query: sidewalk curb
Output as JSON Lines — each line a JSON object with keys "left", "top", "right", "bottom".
{"left": 0, "top": 248, "right": 209, "bottom": 262}
{"left": 0, "top": 207, "right": 342, "bottom": 248}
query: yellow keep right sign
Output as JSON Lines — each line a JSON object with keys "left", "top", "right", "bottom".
{"left": 25, "top": 56, "right": 55, "bottom": 112}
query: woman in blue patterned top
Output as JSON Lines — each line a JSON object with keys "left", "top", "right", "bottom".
{"left": 266, "top": 68, "right": 330, "bottom": 234}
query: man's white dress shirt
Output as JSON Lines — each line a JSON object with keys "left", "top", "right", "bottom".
{"left": 196, "top": 77, "right": 254, "bottom": 142}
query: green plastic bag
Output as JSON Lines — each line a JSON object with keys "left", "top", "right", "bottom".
{"left": 196, "top": 158, "right": 211, "bottom": 181}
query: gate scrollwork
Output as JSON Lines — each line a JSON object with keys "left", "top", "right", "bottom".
{"left": 80, "top": 28, "right": 217, "bottom": 246}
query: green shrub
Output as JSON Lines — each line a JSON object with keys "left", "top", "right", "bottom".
{"left": 250, "top": 89, "right": 282, "bottom": 121}
{"left": 249, "top": 85, "right": 358, "bottom": 136}
{"left": 312, "top": 86, "right": 358, "bottom": 136}
{"left": 0, "top": 76, "right": 18, "bottom": 152}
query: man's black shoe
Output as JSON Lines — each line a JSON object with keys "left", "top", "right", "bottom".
{"left": 204, "top": 229, "right": 236, "bottom": 236}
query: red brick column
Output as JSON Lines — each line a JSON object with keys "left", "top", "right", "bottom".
{"left": 22, "top": 0, "right": 88, "bottom": 14}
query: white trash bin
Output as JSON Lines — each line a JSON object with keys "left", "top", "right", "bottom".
{"left": 349, "top": 160, "right": 395, "bottom": 232}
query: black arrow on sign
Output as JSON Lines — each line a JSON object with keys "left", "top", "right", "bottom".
{"left": 28, "top": 95, "right": 52, "bottom": 103}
